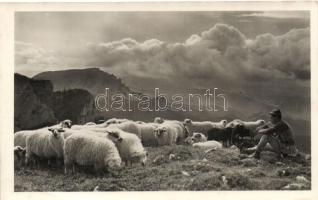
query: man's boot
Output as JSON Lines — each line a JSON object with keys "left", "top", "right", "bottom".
{"left": 241, "top": 146, "right": 257, "bottom": 154}
{"left": 248, "top": 150, "right": 261, "bottom": 159}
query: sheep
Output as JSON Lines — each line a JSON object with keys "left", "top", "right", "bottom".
{"left": 96, "top": 118, "right": 128, "bottom": 128}
{"left": 137, "top": 123, "right": 159, "bottom": 146}
{"left": 154, "top": 121, "right": 185, "bottom": 146}
{"left": 225, "top": 119, "right": 242, "bottom": 129}
{"left": 228, "top": 119, "right": 266, "bottom": 148}
{"left": 25, "top": 128, "right": 66, "bottom": 166}
{"left": 14, "top": 146, "right": 26, "bottom": 167}
{"left": 57, "top": 128, "right": 124, "bottom": 145}
{"left": 207, "top": 127, "right": 233, "bottom": 147}
{"left": 63, "top": 133, "right": 122, "bottom": 174}
{"left": 107, "top": 128, "right": 147, "bottom": 166}
{"left": 154, "top": 117, "right": 165, "bottom": 124}
{"left": 185, "top": 132, "right": 207, "bottom": 145}
{"left": 85, "top": 122, "right": 96, "bottom": 126}
{"left": 235, "top": 119, "right": 266, "bottom": 133}
{"left": 14, "top": 119, "right": 72, "bottom": 148}
{"left": 107, "top": 121, "right": 142, "bottom": 138}
{"left": 193, "top": 140, "right": 223, "bottom": 149}
{"left": 184, "top": 119, "right": 227, "bottom": 136}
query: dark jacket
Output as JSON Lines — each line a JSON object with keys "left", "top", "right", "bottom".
{"left": 262, "top": 120, "right": 295, "bottom": 146}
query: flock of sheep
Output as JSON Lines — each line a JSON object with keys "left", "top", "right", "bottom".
{"left": 14, "top": 117, "right": 266, "bottom": 174}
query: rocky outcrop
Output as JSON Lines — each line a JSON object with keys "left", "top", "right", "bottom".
{"left": 14, "top": 73, "right": 57, "bottom": 131}
{"left": 49, "top": 89, "right": 96, "bottom": 124}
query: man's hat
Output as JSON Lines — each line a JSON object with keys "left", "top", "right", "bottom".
{"left": 269, "top": 109, "right": 281, "bottom": 118}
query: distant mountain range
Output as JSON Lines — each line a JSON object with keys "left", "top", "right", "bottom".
{"left": 33, "top": 68, "right": 132, "bottom": 96}
{"left": 21, "top": 67, "right": 310, "bottom": 152}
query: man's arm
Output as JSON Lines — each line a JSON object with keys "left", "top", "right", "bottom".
{"left": 258, "top": 122, "right": 288, "bottom": 135}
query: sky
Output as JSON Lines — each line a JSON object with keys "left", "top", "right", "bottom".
{"left": 15, "top": 11, "right": 310, "bottom": 97}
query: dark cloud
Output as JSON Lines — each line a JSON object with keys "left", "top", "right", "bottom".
{"left": 15, "top": 24, "right": 310, "bottom": 83}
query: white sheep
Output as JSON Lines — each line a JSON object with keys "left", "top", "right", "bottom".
{"left": 85, "top": 122, "right": 96, "bottom": 126}
{"left": 58, "top": 128, "right": 124, "bottom": 146}
{"left": 193, "top": 140, "right": 223, "bottom": 149}
{"left": 225, "top": 119, "right": 242, "bottom": 129}
{"left": 154, "top": 117, "right": 165, "bottom": 124}
{"left": 25, "top": 128, "right": 66, "bottom": 166}
{"left": 63, "top": 133, "right": 122, "bottom": 174}
{"left": 107, "top": 128, "right": 147, "bottom": 166}
{"left": 239, "top": 119, "right": 266, "bottom": 133}
{"left": 154, "top": 121, "right": 185, "bottom": 146}
{"left": 184, "top": 119, "right": 227, "bottom": 136}
{"left": 96, "top": 118, "right": 128, "bottom": 127}
{"left": 107, "top": 121, "right": 142, "bottom": 138}
{"left": 14, "top": 119, "right": 72, "bottom": 148}
{"left": 137, "top": 123, "right": 159, "bottom": 146}
{"left": 185, "top": 132, "right": 207, "bottom": 145}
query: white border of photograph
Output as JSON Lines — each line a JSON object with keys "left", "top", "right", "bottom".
{"left": 0, "top": 1, "right": 317, "bottom": 200}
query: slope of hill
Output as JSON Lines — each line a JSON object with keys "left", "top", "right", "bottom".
{"left": 15, "top": 145, "right": 311, "bottom": 191}
{"left": 33, "top": 68, "right": 131, "bottom": 96}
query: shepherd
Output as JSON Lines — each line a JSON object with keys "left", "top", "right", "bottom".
{"left": 242, "top": 109, "right": 298, "bottom": 159}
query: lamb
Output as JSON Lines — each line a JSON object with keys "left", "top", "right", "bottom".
{"left": 14, "top": 146, "right": 26, "bottom": 167}
{"left": 25, "top": 128, "right": 66, "bottom": 166}
{"left": 184, "top": 119, "right": 227, "bottom": 136}
{"left": 154, "top": 121, "right": 185, "bottom": 146}
{"left": 14, "top": 119, "right": 72, "bottom": 148}
{"left": 193, "top": 140, "right": 223, "bottom": 149}
{"left": 185, "top": 132, "right": 207, "bottom": 145}
{"left": 107, "top": 128, "right": 147, "bottom": 166}
{"left": 63, "top": 133, "right": 122, "bottom": 174}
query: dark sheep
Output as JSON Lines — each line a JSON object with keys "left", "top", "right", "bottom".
{"left": 206, "top": 127, "right": 233, "bottom": 147}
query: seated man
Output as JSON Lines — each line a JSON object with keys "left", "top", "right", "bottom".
{"left": 243, "top": 109, "right": 298, "bottom": 159}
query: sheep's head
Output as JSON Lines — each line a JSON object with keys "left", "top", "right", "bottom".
{"left": 140, "top": 151, "right": 147, "bottom": 166}
{"left": 154, "top": 117, "right": 164, "bottom": 124}
{"left": 131, "top": 151, "right": 147, "bottom": 166}
{"left": 184, "top": 137, "right": 194, "bottom": 145}
{"left": 220, "top": 120, "right": 227, "bottom": 127}
{"left": 106, "top": 130, "right": 123, "bottom": 143}
{"left": 48, "top": 128, "right": 65, "bottom": 139}
{"left": 184, "top": 119, "right": 192, "bottom": 124}
{"left": 61, "top": 119, "right": 72, "bottom": 128}
{"left": 106, "top": 157, "right": 122, "bottom": 170}
{"left": 192, "top": 133, "right": 206, "bottom": 143}
{"left": 14, "top": 146, "right": 26, "bottom": 158}
{"left": 257, "top": 120, "right": 266, "bottom": 125}
{"left": 154, "top": 127, "right": 167, "bottom": 138}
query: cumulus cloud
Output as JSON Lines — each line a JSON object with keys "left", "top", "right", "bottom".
{"left": 15, "top": 23, "right": 310, "bottom": 82}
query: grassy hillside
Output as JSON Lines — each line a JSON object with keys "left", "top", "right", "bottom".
{"left": 15, "top": 145, "right": 310, "bottom": 191}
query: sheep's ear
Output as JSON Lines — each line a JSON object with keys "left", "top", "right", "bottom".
{"left": 48, "top": 128, "right": 54, "bottom": 132}
{"left": 58, "top": 128, "right": 65, "bottom": 133}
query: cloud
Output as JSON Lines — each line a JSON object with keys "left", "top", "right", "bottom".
{"left": 15, "top": 23, "right": 310, "bottom": 83}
